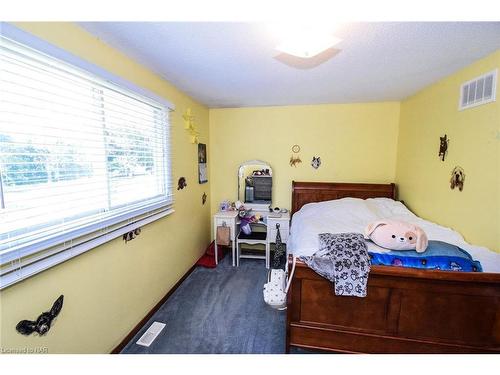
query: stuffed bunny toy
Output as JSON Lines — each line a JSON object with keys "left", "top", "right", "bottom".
{"left": 364, "top": 220, "right": 428, "bottom": 253}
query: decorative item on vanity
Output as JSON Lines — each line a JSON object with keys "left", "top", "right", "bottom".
{"left": 239, "top": 208, "right": 262, "bottom": 235}
{"left": 235, "top": 200, "right": 244, "bottom": 210}
{"left": 182, "top": 108, "right": 199, "bottom": 144}
{"left": 364, "top": 220, "right": 428, "bottom": 253}
{"left": 177, "top": 177, "right": 187, "bottom": 190}
{"left": 198, "top": 143, "right": 208, "bottom": 184}
{"left": 450, "top": 166, "right": 465, "bottom": 191}
{"left": 237, "top": 206, "right": 251, "bottom": 219}
{"left": 219, "top": 200, "right": 234, "bottom": 211}
{"left": 438, "top": 134, "right": 449, "bottom": 161}
{"left": 202, "top": 192, "right": 207, "bottom": 205}
{"left": 311, "top": 156, "right": 321, "bottom": 169}
{"left": 289, "top": 144, "right": 302, "bottom": 167}
{"left": 16, "top": 295, "right": 64, "bottom": 336}
{"left": 123, "top": 228, "right": 141, "bottom": 243}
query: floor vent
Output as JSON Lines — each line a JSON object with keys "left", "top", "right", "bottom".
{"left": 136, "top": 321, "right": 166, "bottom": 347}
{"left": 459, "top": 69, "right": 497, "bottom": 110}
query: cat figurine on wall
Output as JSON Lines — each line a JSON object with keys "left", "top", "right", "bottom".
{"left": 438, "top": 134, "right": 449, "bottom": 161}
{"left": 311, "top": 156, "right": 321, "bottom": 169}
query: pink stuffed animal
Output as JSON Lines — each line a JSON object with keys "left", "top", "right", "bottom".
{"left": 364, "top": 220, "right": 428, "bottom": 253}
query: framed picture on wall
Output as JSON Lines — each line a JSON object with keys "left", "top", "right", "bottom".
{"left": 198, "top": 143, "right": 208, "bottom": 184}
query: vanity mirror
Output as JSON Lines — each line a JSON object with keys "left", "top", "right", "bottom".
{"left": 238, "top": 160, "right": 272, "bottom": 210}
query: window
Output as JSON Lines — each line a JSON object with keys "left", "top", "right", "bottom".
{"left": 0, "top": 25, "right": 174, "bottom": 289}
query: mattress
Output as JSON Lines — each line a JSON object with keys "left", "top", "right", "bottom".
{"left": 288, "top": 197, "right": 500, "bottom": 273}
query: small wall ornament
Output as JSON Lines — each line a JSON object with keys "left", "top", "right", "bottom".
{"left": 311, "top": 156, "right": 321, "bottom": 169}
{"left": 16, "top": 295, "right": 64, "bottom": 336}
{"left": 202, "top": 192, "right": 207, "bottom": 205}
{"left": 439, "top": 134, "right": 449, "bottom": 162}
{"left": 450, "top": 166, "right": 465, "bottom": 191}
{"left": 289, "top": 155, "right": 302, "bottom": 167}
{"left": 177, "top": 177, "right": 187, "bottom": 190}
{"left": 289, "top": 144, "right": 302, "bottom": 167}
{"left": 182, "top": 108, "right": 199, "bottom": 144}
{"left": 123, "top": 228, "right": 141, "bottom": 243}
{"left": 198, "top": 143, "right": 208, "bottom": 184}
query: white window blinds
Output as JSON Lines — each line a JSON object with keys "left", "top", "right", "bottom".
{"left": 0, "top": 29, "right": 173, "bottom": 289}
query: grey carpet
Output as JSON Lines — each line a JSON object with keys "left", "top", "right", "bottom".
{"left": 121, "top": 254, "right": 288, "bottom": 354}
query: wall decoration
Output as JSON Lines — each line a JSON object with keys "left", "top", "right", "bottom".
{"left": 123, "top": 228, "right": 141, "bottom": 243}
{"left": 198, "top": 143, "right": 208, "bottom": 184}
{"left": 289, "top": 155, "right": 302, "bottom": 167}
{"left": 177, "top": 177, "right": 187, "bottom": 190}
{"left": 202, "top": 192, "right": 207, "bottom": 205}
{"left": 182, "top": 108, "right": 199, "bottom": 144}
{"left": 438, "top": 134, "right": 449, "bottom": 161}
{"left": 289, "top": 144, "right": 302, "bottom": 167}
{"left": 450, "top": 166, "right": 465, "bottom": 191}
{"left": 16, "top": 295, "right": 64, "bottom": 336}
{"left": 311, "top": 156, "right": 322, "bottom": 169}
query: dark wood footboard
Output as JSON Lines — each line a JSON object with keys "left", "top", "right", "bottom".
{"left": 287, "top": 259, "right": 500, "bottom": 353}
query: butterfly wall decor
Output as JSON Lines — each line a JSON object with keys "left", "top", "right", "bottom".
{"left": 16, "top": 295, "right": 64, "bottom": 336}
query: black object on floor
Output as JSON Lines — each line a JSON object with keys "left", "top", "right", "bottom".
{"left": 121, "top": 256, "right": 287, "bottom": 354}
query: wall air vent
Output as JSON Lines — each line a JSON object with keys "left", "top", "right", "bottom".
{"left": 459, "top": 69, "right": 497, "bottom": 110}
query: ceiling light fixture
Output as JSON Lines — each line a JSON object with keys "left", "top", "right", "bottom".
{"left": 276, "top": 33, "right": 342, "bottom": 58}
{"left": 270, "top": 23, "right": 343, "bottom": 59}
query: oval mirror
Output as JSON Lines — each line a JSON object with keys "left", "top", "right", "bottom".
{"left": 238, "top": 160, "right": 272, "bottom": 210}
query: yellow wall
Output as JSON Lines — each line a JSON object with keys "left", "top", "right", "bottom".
{"left": 396, "top": 50, "right": 500, "bottom": 252}
{"left": 209, "top": 103, "right": 400, "bottom": 215}
{"left": 0, "top": 23, "right": 211, "bottom": 353}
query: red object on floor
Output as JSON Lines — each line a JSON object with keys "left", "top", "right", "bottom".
{"left": 196, "top": 241, "right": 226, "bottom": 268}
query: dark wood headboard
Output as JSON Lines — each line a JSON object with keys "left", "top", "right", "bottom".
{"left": 291, "top": 181, "right": 396, "bottom": 214}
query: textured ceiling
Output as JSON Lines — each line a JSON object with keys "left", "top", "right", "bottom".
{"left": 79, "top": 22, "right": 500, "bottom": 108}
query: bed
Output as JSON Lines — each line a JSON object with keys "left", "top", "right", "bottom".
{"left": 286, "top": 181, "right": 500, "bottom": 353}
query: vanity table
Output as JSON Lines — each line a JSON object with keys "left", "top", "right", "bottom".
{"left": 213, "top": 159, "right": 290, "bottom": 268}
{"left": 213, "top": 210, "right": 290, "bottom": 268}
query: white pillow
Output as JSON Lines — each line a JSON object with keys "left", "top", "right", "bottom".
{"left": 366, "top": 198, "right": 416, "bottom": 218}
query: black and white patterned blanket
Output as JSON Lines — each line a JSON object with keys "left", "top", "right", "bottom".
{"left": 300, "top": 233, "right": 371, "bottom": 297}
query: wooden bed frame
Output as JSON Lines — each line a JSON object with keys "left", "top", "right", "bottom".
{"left": 286, "top": 181, "right": 500, "bottom": 353}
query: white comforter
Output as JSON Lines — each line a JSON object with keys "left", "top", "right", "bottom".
{"left": 288, "top": 198, "right": 500, "bottom": 273}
